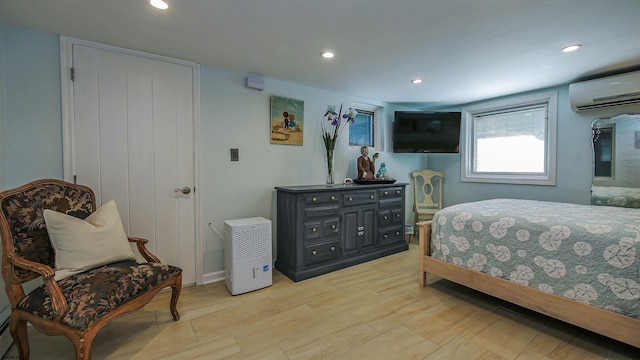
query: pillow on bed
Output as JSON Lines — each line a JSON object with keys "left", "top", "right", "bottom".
{"left": 44, "top": 199, "right": 136, "bottom": 280}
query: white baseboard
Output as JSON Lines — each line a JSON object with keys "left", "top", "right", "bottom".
{"left": 202, "top": 270, "right": 224, "bottom": 284}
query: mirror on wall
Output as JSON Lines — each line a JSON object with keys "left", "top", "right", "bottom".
{"left": 591, "top": 114, "right": 640, "bottom": 208}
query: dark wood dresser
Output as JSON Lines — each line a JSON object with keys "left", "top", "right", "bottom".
{"left": 274, "top": 183, "right": 408, "bottom": 281}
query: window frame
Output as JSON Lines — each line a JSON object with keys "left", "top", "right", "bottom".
{"left": 460, "top": 91, "right": 558, "bottom": 185}
{"left": 348, "top": 102, "right": 382, "bottom": 151}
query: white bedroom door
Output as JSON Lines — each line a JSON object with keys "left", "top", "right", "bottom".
{"left": 69, "top": 43, "right": 197, "bottom": 285}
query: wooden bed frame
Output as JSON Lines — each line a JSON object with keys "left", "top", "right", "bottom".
{"left": 417, "top": 220, "right": 640, "bottom": 348}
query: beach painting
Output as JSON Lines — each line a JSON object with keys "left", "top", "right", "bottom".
{"left": 271, "top": 95, "right": 304, "bottom": 145}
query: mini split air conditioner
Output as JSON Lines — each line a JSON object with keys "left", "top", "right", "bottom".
{"left": 224, "top": 217, "right": 272, "bottom": 295}
{"left": 569, "top": 70, "right": 640, "bottom": 112}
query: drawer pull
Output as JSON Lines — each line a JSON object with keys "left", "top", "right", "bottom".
{"left": 383, "top": 216, "right": 388, "bottom": 220}
{"left": 312, "top": 227, "right": 317, "bottom": 232}
{"left": 348, "top": 197, "right": 353, "bottom": 201}
{"left": 384, "top": 191, "right": 388, "bottom": 195}
{"left": 331, "top": 196, "right": 336, "bottom": 200}
{"left": 330, "top": 246, "right": 336, "bottom": 251}
{"left": 331, "top": 224, "right": 336, "bottom": 229}
{"left": 396, "top": 231, "right": 401, "bottom": 235}
{"left": 370, "top": 195, "right": 374, "bottom": 199}
{"left": 312, "top": 250, "right": 317, "bottom": 256}
{"left": 383, "top": 234, "right": 388, "bottom": 239}
{"left": 396, "top": 190, "right": 400, "bottom": 195}
{"left": 396, "top": 214, "right": 401, "bottom": 218}
{"left": 312, "top": 197, "right": 317, "bottom": 202}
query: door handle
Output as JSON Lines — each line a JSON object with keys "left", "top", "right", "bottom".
{"left": 175, "top": 187, "right": 191, "bottom": 195}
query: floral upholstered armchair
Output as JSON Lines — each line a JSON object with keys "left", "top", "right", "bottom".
{"left": 0, "top": 179, "right": 182, "bottom": 360}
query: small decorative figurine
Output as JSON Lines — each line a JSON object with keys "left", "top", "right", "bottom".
{"left": 376, "top": 162, "right": 393, "bottom": 180}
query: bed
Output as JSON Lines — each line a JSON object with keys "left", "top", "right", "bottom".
{"left": 418, "top": 198, "right": 640, "bottom": 348}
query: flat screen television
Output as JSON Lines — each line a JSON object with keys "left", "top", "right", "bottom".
{"left": 392, "top": 111, "right": 461, "bottom": 153}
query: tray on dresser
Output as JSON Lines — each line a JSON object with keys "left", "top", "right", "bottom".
{"left": 354, "top": 179, "right": 397, "bottom": 184}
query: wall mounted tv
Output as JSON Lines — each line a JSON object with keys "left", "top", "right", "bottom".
{"left": 392, "top": 111, "right": 462, "bottom": 153}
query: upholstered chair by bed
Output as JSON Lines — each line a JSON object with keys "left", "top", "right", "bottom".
{"left": 0, "top": 179, "right": 182, "bottom": 360}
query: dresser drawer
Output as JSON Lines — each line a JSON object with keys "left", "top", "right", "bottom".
{"left": 342, "top": 190, "right": 377, "bottom": 207}
{"left": 304, "top": 205, "right": 339, "bottom": 219}
{"left": 391, "top": 208, "right": 403, "bottom": 225}
{"left": 304, "top": 218, "right": 339, "bottom": 240}
{"left": 378, "top": 209, "right": 403, "bottom": 227}
{"left": 378, "top": 209, "right": 393, "bottom": 227}
{"left": 304, "top": 192, "right": 340, "bottom": 206}
{"left": 378, "top": 227, "right": 404, "bottom": 246}
{"left": 305, "top": 241, "right": 339, "bottom": 265}
{"left": 378, "top": 187, "right": 403, "bottom": 198}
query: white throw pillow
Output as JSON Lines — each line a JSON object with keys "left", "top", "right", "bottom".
{"left": 44, "top": 199, "right": 136, "bottom": 280}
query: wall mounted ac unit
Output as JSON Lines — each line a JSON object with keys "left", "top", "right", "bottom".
{"left": 569, "top": 70, "right": 640, "bottom": 112}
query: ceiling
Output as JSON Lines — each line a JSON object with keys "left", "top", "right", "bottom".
{"left": 1, "top": 0, "right": 640, "bottom": 108}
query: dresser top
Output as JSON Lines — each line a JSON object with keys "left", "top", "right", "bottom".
{"left": 275, "top": 183, "right": 407, "bottom": 193}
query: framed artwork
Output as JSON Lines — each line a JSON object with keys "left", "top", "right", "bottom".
{"left": 270, "top": 95, "right": 304, "bottom": 145}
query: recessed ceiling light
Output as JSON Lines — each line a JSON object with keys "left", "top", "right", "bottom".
{"left": 149, "top": 0, "right": 169, "bottom": 10}
{"left": 321, "top": 51, "right": 335, "bottom": 59}
{"left": 411, "top": 79, "right": 423, "bottom": 84}
{"left": 562, "top": 44, "right": 582, "bottom": 53}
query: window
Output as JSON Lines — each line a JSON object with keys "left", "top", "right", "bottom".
{"left": 348, "top": 102, "right": 381, "bottom": 148}
{"left": 461, "top": 91, "right": 557, "bottom": 185}
{"left": 349, "top": 109, "right": 374, "bottom": 147}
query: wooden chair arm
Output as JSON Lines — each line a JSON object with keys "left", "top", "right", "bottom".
{"left": 7, "top": 252, "right": 55, "bottom": 278}
{"left": 128, "top": 237, "right": 161, "bottom": 263}
{"left": 7, "top": 253, "right": 69, "bottom": 319}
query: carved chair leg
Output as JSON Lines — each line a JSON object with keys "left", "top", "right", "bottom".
{"left": 9, "top": 315, "right": 29, "bottom": 360}
{"left": 170, "top": 275, "right": 182, "bottom": 321}
{"left": 73, "top": 336, "right": 91, "bottom": 360}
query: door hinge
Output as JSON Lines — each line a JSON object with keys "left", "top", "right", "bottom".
{"left": 70, "top": 67, "right": 75, "bottom": 81}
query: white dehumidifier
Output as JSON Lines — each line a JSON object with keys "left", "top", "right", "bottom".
{"left": 224, "top": 217, "right": 272, "bottom": 295}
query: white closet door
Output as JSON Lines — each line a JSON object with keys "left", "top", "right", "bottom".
{"left": 72, "top": 44, "right": 196, "bottom": 285}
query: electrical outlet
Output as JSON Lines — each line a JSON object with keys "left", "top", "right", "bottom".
{"left": 230, "top": 148, "right": 239, "bottom": 161}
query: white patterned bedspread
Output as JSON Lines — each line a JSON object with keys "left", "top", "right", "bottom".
{"left": 431, "top": 199, "right": 640, "bottom": 319}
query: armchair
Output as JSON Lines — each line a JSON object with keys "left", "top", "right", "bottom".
{"left": 0, "top": 179, "right": 182, "bottom": 360}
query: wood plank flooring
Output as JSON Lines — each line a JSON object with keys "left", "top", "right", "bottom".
{"left": 3, "top": 243, "right": 638, "bottom": 359}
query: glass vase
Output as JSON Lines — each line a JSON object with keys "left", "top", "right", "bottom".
{"left": 325, "top": 149, "right": 335, "bottom": 186}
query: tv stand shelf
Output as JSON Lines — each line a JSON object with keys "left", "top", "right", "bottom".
{"left": 274, "top": 183, "right": 408, "bottom": 282}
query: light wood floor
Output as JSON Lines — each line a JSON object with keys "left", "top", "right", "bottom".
{"left": 3, "top": 243, "right": 639, "bottom": 359}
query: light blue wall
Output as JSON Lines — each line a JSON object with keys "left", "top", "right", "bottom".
{"left": 426, "top": 87, "right": 640, "bottom": 207}
{"left": 1, "top": 25, "right": 5, "bottom": 190}
{"left": 0, "top": 24, "right": 63, "bottom": 187}
{"left": 0, "top": 24, "right": 8, "bottom": 342}
{"left": 0, "top": 24, "right": 63, "bottom": 334}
